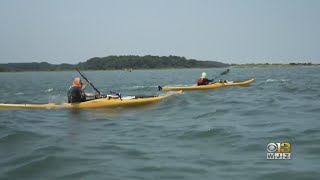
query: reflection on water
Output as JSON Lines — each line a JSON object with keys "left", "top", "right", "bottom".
{"left": 68, "top": 109, "right": 89, "bottom": 121}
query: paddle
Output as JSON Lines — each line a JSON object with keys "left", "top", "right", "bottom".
{"left": 76, "top": 68, "right": 101, "bottom": 95}
{"left": 76, "top": 68, "right": 123, "bottom": 99}
{"left": 212, "top": 68, "right": 230, "bottom": 81}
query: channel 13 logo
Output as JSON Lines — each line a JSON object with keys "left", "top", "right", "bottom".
{"left": 267, "top": 142, "right": 291, "bottom": 160}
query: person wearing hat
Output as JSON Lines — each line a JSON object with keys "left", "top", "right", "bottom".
{"left": 67, "top": 77, "right": 97, "bottom": 103}
{"left": 197, "top": 72, "right": 213, "bottom": 86}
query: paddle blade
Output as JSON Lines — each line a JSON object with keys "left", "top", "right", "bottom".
{"left": 220, "top": 69, "right": 230, "bottom": 75}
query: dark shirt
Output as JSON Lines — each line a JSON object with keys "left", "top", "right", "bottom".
{"left": 67, "top": 86, "right": 86, "bottom": 103}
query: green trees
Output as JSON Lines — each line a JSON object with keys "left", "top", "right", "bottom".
{"left": 0, "top": 55, "right": 229, "bottom": 72}
{"left": 78, "top": 55, "right": 228, "bottom": 70}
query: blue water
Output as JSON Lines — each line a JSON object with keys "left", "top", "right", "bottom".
{"left": 1, "top": 67, "right": 320, "bottom": 180}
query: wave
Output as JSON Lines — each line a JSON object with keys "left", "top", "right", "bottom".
{"left": 47, "top": 95, "right": 65, "bottom": 104}
{"left": 57, "top": 170, "right": 100, "bottom": 180}
{"left": 192, "top": 109, "right": 230, "bottom": 119}
{"left": 32, "top": 145, "right": 65, "bottom": 155}
{"left": 196, "top": 158, "right": 235, "bottom": 166}
{"left": 266, "top": 79, "right": 277, "bottom": 82}
{"left": 178, "top": 127, "right": 235, "bottom": 140}
{"left": 266, "top": 79, "right": 290, "bottom": 82}
{"left": 0, "top": 130, "right": 45, "bottom": 144}
{"left": 302, "top": 129, "right": 320, "bottom": 135}
{"left": 44, "top": 88, "right": 53, "bottom": 92}
{"left": 135, "top": 165, "right": 207, "bottom": 174}
{"left": 3, "top": 155, "right": 100, "bottom": 179}
{"left": 258, "top": 171, "right": 320, "bottom": 180}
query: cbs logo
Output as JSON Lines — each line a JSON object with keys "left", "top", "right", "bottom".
{"left": 267, "top": 142, "right": 291, "bottom": 153}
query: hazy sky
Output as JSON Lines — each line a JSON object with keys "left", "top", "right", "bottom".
{"left": 0, "top": 0, "right": 319, "bottom": 64}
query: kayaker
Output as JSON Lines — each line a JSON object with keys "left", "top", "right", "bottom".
{"left": 197, "top": 72, "right": 213, "bottom": 86}
{"left": 67, "top": 77, "right": 97, "bottom": 103}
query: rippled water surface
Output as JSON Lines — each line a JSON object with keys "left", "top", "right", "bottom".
{"left": 1, "top": 67, "right": 320, "bottom": 180}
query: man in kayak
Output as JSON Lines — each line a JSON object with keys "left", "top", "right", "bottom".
{"left": 67, "top": 77, "right": 98, "bottom": 103}
{"left": 197, "top": 72, "right": 213, "bottom": 86}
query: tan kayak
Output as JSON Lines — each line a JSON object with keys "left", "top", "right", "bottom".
{"left": 159, "top": 79, "right": 254, "bottom": 91}
{"left": 0, "top": 91, "right": 182, "bottom": 109}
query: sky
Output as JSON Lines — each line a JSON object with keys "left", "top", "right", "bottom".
{"left": 0, "top": 0, "right": 319, "bottom": 64}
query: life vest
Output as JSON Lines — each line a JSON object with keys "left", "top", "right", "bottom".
{"left": 67, "top": 86, "right": 86, "bottom": 103}
{"left": 197, "top": 78, "right": 204, "bottom": 85}
{"left": 198, "top": 78, "right": 211, "bottom": 86}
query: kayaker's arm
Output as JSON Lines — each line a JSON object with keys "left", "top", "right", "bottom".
{"left": 81, "top": 83, "right": 101, "bottom": 98}
{"left": 204, "top": 78, "right": 214, "bottom": 84}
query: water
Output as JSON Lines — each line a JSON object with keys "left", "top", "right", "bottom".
{"left": 0, "top": 67, "right": 320, "bottom": 180}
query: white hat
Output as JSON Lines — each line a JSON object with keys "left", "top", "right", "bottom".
{"left": 201, "top": 72, "right": 207, "bottom": 78}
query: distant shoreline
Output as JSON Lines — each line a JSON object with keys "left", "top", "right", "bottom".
{"left": 0, "top": 67, "right": 227, "bottom": 73}
{"left": 0, "top": 55, "right": 229, "bottom": 72}
{"left": 0, "top": 55, "right": 318, "bottom": 72}
{"left": 0, "top": 65, "right": 319, "bottom": 73}
{"left": 230, "top": 63, "right": 319, "bottom": 68}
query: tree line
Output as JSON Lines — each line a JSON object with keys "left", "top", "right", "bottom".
{"left": 0, "top": 55, "right": 229, "bottom": 72}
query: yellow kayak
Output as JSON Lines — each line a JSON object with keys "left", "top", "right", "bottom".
{"left": 0, "top": 91, "right": 182, "bottom": 109}
{"left": 159, "top": 79, "right": 254, "bottom": 91}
